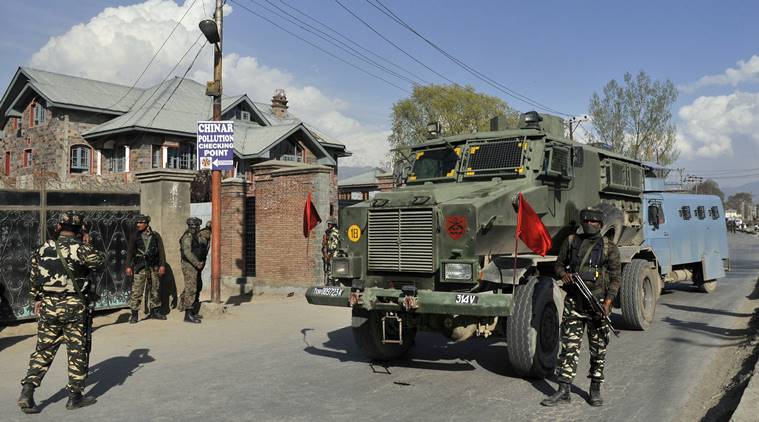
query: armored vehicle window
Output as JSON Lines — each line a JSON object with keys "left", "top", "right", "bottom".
{"left": 648, "top": 203, "right": 665, "bottom": 229}
{"left": 462, "top": 139, "right": 525, "bottom": 178}
{"left": 679, "top": 206, "right": 691, "bottom": 220}
{"left": 573, "top": 146, "right": 584, "bottom": 168}
{"left": 710, "top": 206, "right": 720, "bottom": 220}
{"left": 411, "top": 147, "right": 459, "bottom": 180}
{"left": 696, "top": 206, "right": 706, "bottom": 220}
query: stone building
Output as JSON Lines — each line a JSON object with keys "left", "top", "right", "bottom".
{"left": 0, "top": 67, "right": 350, "bottom": 289}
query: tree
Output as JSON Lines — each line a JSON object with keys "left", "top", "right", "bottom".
{"left": 726, "top": 192, "right": 752, "bottom": 212}
{"left": 387, "top": 84, "right": 518, "bottom": 162}
{"left": 691, "top": 179, "right": 724, "bottom": 202}
{"left": 588, "top": 71, "right": 678, "bottom": 165}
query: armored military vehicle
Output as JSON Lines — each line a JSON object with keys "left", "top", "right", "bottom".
{"left": 306, "top": 111, "right": 729, "bottom": 378}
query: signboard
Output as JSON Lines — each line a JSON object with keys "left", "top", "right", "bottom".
{"left": 197, "top": 120, "right": 235, "bottom": 170}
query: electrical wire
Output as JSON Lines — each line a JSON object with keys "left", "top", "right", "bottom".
{"left": 276, "top": 0, "right": 431, "bottom": 85}
{"left": 228, "top": 0, "right": 410, "bottom": 93}
{"left": 248, "top": 0, "right": 420, "bottom": 86}
{"left": 107, "top": 0, "right": 200, "bottom": 110}
{"left": 367, "top": 0, "right": 572, "bottom": 117}
{"left": 334, "top": 0, "right": 456, "bottom": 85}
{"left": 147, "top": 41, "right": 208, "bottom": 128}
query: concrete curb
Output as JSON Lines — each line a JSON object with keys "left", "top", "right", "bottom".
{"left": 730, "top": 361, "right": 758, "bottom": 421}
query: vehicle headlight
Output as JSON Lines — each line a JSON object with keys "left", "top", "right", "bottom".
{"left": 444, "top": 263, "right": 472, "bottom": 281}
{"left": 331, "top": 258, "right": 351, "bottom": 278}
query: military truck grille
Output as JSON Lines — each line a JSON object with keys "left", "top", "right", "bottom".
{"left": 368, "top": 209, "right": 434, "bottom": 272}
{"left": 467, "top": 139, "right": 523, "bottom": 171}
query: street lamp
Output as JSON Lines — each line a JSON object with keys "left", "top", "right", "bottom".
{"left": 201, "top": 2, "right": 223, "bottom": 304}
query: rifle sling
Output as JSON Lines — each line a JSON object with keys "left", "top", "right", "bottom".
{"left": 54, "top": 240, "right": 84, "bottom": 297}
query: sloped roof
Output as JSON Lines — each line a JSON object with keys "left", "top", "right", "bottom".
{"left": 339, "top": 168, "right": 391, "bottom": 187}
{"left": 20, "top": 67, "right": 143, "bottom": 113}
{"left": 234, "top": 122, "right": 299, "bottom": 157}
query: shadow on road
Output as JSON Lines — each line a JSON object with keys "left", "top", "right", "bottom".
{"left": 301, "top": 326, "right": 537, "bottom": 378}
{"left": 662, "top": 303, "right": 753, "bottom": 318}
{"left": 36, "top": 348, "right": 155, "bottom": 411}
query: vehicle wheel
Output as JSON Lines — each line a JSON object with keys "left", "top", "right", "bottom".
{"left": 621, "top": 259, "right": 657, "bottom": 330}
{"left": 595, "top": 202, "right": 624, "bottom": 244}
{"left": 351, "top": 308, "right": 416, "bottom": 361}
{"left": 698, "top": 280, "right": 717, "bottom": 293}
{"left": 507, "top": 276, "right": 560, "bottom": 378}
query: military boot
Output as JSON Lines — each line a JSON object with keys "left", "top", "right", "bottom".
{"left": 192, "top": 302, "right": 203, "bottom": 319}
{"left": 151, "top": 308, "right": 167, "bottom": 320}
{"left": 129, "top": 310, "right": 138, "bottom": 324}
{"left": 540, "top": 382, "right": 571, "bottom": 406}
{"left": 589, "top": 380, "right": 603, "bottom": 406}
{"left": 184, "top": 310, "right": 201, "bottom": 324}
{"left": 17, "top": 384, "right": 40, "bottom": 414}
{"left": 65, "top": 391, "right": 96, "bottom": 410}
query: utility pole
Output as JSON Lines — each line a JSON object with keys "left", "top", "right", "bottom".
{"left": 200, "top": 0, "right": 224, "bottom": 303}
{"left": 568, "top": 115, "right": 588, "bottom": 142}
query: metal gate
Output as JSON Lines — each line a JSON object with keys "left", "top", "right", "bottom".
{"left": 0, "top": 190, "right": 139, "bottom": 322}
{"left": 244, "top": 196, "right": 256, "bottom": 277}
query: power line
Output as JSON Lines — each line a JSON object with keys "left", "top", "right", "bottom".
{"left": 277, "top": 0, "right": 431, "bottom": 85}
{"left": 228, "top": 0, "right": 410, "bottom": 93}
{"left": 108, "top": 0, "right": 200, "bottom": 110}
{"left": 334, "top": 0, "right": 457, "bottom": 85}
{"left": 147, "top": 41, "right": 208, "bottom": 128}
{"left": 367, "top": 0, "right": 572, "bottom": 117}
{"left": 249, "top": 0, "right": 420, "bottom": 86}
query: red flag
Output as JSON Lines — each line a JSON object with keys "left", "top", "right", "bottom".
{"left": 516, "top": 192, "right": 552, "bottom": 256}
{"left": 303, "top": 192, "right": 322, "bottom": 237}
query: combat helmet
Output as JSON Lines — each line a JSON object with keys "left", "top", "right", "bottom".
{"left": 135, "top": 214, "right": 151, "bottom": 224}
{"left": 579, "top": 207, "right": 604, "bottom": 224}
{"left": 326, "top": 216, "right": 337, "bottom": 226}
{"left": 58, "top": 211, "right": 84, "bottom": 232}
{"left": 187, "top": 217, "right": 202, "bottom": 228}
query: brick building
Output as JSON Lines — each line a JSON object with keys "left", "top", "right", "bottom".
{"left": 338, "top": 167, "right": 394, "bottom": 207}
{"left": 0, "top": 67, "right": 350, "bottom": 287}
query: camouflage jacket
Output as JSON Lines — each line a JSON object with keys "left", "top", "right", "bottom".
{"left": 554, "top": 234, "right": 621, "bottom": 301}
{"left": 29, "top": 235, "right": 105, "bottom": 299}
{"left": 126, "top": 229, "right": 166, "bottom": 271}
{"left": 322, "top": 227, "right": 340, "bottom": 258}
{"left": 180, "top": 230, "right": 203, "bottom": 269}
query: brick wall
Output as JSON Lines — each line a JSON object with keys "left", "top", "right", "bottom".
{"left": 251, "top": 162, "right": 334, "bottom": 286}
{"left": 220, "top": 178, "right": 245, "bottom": 279}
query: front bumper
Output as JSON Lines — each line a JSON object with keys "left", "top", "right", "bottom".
{"left": 305, "top": 286, "right": 513, "bottom": 317}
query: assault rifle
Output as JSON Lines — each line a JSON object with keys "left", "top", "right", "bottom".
{"left": 570, "top": 273, "right": 620, "bottom": 338}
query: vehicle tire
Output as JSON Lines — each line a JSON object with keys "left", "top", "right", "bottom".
{"left": 621, "top": 259, "right": 657, "bottom": 330}
{"left": 595, "top": 202, "right": 624, "bottom": 245}
{"left": 507, "top": 276, "right": 560, "bottom": 378}
{"left": 351, "top": 308, "right": 416, "bottom": 361}
{"left": 698, "top": 280, "right": 717, "bottom": 293}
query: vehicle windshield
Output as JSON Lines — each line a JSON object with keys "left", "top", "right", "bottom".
{"left": 412, "top": 147, "right": 459, "bottom": 180}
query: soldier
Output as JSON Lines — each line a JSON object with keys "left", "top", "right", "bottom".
{"left": 193, "top": 221, "right": 212, "bottom": 314}
{"left": 321, "top": 217, "right": 339, "bottom": 286}
{"left": 541, "top": 207, "right": 621, "bottom": 407}
{"left": 125, "top": 214, "right": 167, "bottom": 323}
{"left": 179, "top": 217, "right": 204, "bottom": 323}
{"left": 17, "top": 212, "right": 105, "bottom": 413}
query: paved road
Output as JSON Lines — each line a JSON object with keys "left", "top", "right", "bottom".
{"left": 1, "top": 235, "right": 757, "bottom": 421}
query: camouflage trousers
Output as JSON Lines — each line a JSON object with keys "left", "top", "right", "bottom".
{"left": 555, "top": 296, "right": 610, "bottom": 383}
{"left": 21, "top": 295, "right": 88, "bottom": 393}
{"left": 179, "top": 261, "right": 201, "bottom": 311}
{"left": 129, "top": 267, "right": 161, "bottom": 311}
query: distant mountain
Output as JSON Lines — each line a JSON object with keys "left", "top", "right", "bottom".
{"left": 338, "top": 166, "right": 382, "bottom": 181}
{"left": 722, "top": 180, "right": 759, "bottom": 198}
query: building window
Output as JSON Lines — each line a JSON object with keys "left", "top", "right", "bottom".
{"left": 272, "top": 140, "right": 303, "bottom": 162}
{"left": 23, "top": 149, "right": 32, "bottom": 168}
{"left": 70, "top": 145, "right": 91, "bottom": 173}
{"left": 105, "top": 146, "right": 127, "bottom": 173}
{"left": 167, "top": 143, "right": 195, "bottom": 170}
{"left": 152, "top": 145, "right": 163, "bottom": 168}
{"left": 241, "top": 110, "right": 251, "bottom": 121}
{"left": 33, "top": 103, "right": 45, "bottom": 126}
{"left": 4, "top": 151, "right": 10, "bottom": 176}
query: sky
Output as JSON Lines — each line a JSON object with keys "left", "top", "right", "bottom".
{"left": 1, "top": 0, "right": 758, "bottom": 187}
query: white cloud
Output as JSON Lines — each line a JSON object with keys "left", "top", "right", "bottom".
{"left": 680, "top": 55, "right": 759, "bottom": 93}
{"left": 28, "top": 0, "right": 388, "bottom": 166}
{"left": 677, "top": 91, "right": 759, "bottom": 159}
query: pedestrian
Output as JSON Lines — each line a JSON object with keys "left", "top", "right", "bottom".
{"left": 125, "top": 214, "right": 167, "bottom": 323}
{"left": 541, "top": 207, "right": 621, "bottom": 407}
{"left": 17, "top": 212, "right": 105, "bottom": 413}
{"left": 321, "top": 217, "right": 340, "bottom": 286}
{"left": 194, "top": 221, "right": 211, "bottom": 312}
{"left": 179, "top": 217, "right": 204, "bottom": 323}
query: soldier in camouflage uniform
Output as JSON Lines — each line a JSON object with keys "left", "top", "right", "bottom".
{"left": 321, "top": 217, "right": 340, "bottom": 286}
{"left": 541, "top": 207, "right": 621, "bottom": 407}
{"left": 17, "top": 212, "right": 105, "bottom": 413}
{"left": 179, "top": 218, "right": 204, "bottom": 323}
{"left": 125, "top": 214, "right": 167, "bottom": 323}
{"left": 194, "top": 221, "right": 211, "bottom": 313}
